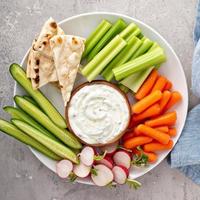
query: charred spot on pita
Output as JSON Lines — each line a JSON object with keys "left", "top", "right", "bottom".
{"left": 72, "top": 37, "right": 78, "bottom": 45}
{"left": 50, "top": 22, "right": 57, "bottom": 29}
{"left": 34, "top": 68, "right": 39, "bottom": 73}
{"left": 57, "top": 37, "right": 63, "bottom": 44}
{"left": 36, "top": 59, "right": 40, "bottom": 65}
{"left": 43, "top": 41, "right": 47, "bottom": 45}
{"left": 34, "top": 75, "right": 40, "bottom": 84}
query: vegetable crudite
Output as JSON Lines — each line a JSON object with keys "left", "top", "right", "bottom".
{"left": 65, "top": 80, "right": 131, "bottom": 147}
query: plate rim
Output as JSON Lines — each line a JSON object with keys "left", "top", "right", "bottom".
{"left": 15, "top": 11, "right": 188, "bottom": 185}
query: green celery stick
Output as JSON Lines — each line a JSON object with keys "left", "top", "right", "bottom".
{"left": 0, "top": 119, "right": 61, "bottom": 160}
{"left": 118, "top": 84, "right": 129, "bottom": 93}
{"left": 126, "top": 27, "right": 141, "bottom": 41}
{"left": 82, "top": 19, "right": 112, "bottom": 58}
{"left": 137, "top": 33, "right": 144, "bottom": 39}
{"left": 113, "top": 47, "right": 166, "bottom": 81}
{"left": 81, "top": 35, "right": 126, "bottom": 79}
{"left": 10, "top": 64, "right": 67, "bottom": 129}
{"left": 130, "top": 37, "right": 153, "bottom": 60}
{"left": 101, "top": 36, "right": 142, "bottom": 81}
{"left": 87, "top": 19, "right": 127, "bottom": 61}
{"left": 121, "top": 67, "right": 154, "bottom": 92}
{"left": 119, "top": 23, "right": 137, "bottom": 40}
{"left": 14, "top": 96, "right": 82, "bottom": 149}
{"left": 12, "top": 119, "right": 78, "bottom": 163}
{"left": 4, "top": 106, "right": 59, "bottom": 142}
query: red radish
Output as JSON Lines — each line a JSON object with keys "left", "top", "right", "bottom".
{"left": 91, "top": 164, "right": 114, "bottom": 186}
{"left": 56, "top": 160, "right": 73, "bottom": 179}
{"left": 113, "top": 151, "right": 131, "bottom": 169}
{"left": 95, "top": 155, "right": 114, "bottom": 169}
{"left": 80, "top": 146, "right": 94, "bottom": 166}
{"left": 73, "top": 162, "right": 91, "bottom": 178}
{"left": 112, "top": 165, "right": 129, "bottom": 184}
{"left": 100, "top": 141, "right": 119, "bottom": 155}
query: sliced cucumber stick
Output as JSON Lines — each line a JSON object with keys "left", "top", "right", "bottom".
{"left": 9, "top": 63, "right": 66, "bottom": 129}
{"left": 23, "top": 95, "right": 38, "bottom": 106}
{"left": 12, "top": 119, "right": 78, "bottom": 163}
{"left": 14, "top": 96, "right": 82, "bottom": 149}
{"left": 0, "top": 119, "right": 61, "bottom": 160}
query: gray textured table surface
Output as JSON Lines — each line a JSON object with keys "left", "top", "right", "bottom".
{"left": 0, "top": 0, "right": 200, "bottom": 199}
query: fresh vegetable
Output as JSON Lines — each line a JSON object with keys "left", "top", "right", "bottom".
{"left": 73, "top": 162, "right": 91, "bottom": 178}
{"left": 135, "top": 70, "right": 159, "bottom": 100}
{"left": 133, "top": 149, "right": 158, "bottom": 163}
{"left": 163, "top": 91, "right": 182, "bottom": 112}
{"left": 132, "top": 103, "right": 161, "bottom": 122}
{"left": 118, "top": 84, "right": 130, "bottom": 93}
{"left": 102, "top": 36, "right": 142, "bottom": 81}
{"left": 10, "top": 63, "right": 66, "bottom": 129}
{"left": 112, "top": 165, "right": 128, "bottom": 184}
{"left": 164, "top": 80, "right": 172, "bottom": 90}
{"left": 0, "top": 119, "right": 61, "bottom": 160}
{"left": 87, "top": 18, "right": 127, "bottom": 61}
{"left": 80, "top": 146, "right": 94, "bottom": 166}
{"left": 151, "top": 76, "right": 168, "bottom": 92}
{"left": 14, "top": 95, "right": 82, "bottom": 149}
{"left": 119, "top": 23, "right": 137, "bottom": 40}
{"left": 95, "top": 155, "right": 114, "bottom": 169}
{"left": 82, "top": 35, "right": 127, "bottom": 81}
{"left": 168, "top": 128, "right": 177, "bottom": 137}
{"left": 113, "top": 47, "right": 166, "bottom": 81}
{"left": 145, "top": 111, "right": 177, "bottom": 127}
{"left": 100, "top": 141, "right": 118, "bottom": 155}
{"left": 130, "top": 37, "right": 153, "bottom": 60}
{"left": 23, "top": 95, "right": 38, "bottom": 106}
{"left": 113, "top": 150, "right": 131, "bottom": 168}
{"left": 82, "top": 19, "right": 112, "bottom": 58}
{"left": 91, "top": 164, "right": 114, "bottom": 186}
{"left": 122, "top": 131, "right": 136, "bottom": 141}
{"left": 143, "top": 151, "right": 157, "bottom": 163}
{"left": 126, "top": 27, "right": 141, "bottom": 41}
{"left": 155, "top": 126, "right": 169, "bottom": 133}
{"left": 56, "top": 160, "right": 73, "bottom": 178}
{"left": 136, "top": 124, "right": 170, "bottom": 144}
{"left": 4, "top": 106, "right": 59, "bottom": 141}
{"left": 123, "top": 136, "right": 153, "bottom": 149}
{"left": 121, "top": 66, "right": 155, "bottom": 93}
{"left": 143, "top": 140, "right": 173, "bottom": 152}
{"left": 132, "top": 90, "right": 162, "bottom": 114}
{"left": 12, "top": 119, "right": 78, "bottom": 163}
{"left": 159, "top": 90, "right": 171, "bottom": 112}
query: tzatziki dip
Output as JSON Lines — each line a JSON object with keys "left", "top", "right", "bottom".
{"left": 67, "top": 82, "right": 130, "bottom": 146}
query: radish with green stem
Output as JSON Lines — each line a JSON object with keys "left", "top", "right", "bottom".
{"left": 80, "top": 146, "right": 95, "bottom": 166}
{"left": 91, "top": 164, "right": 114, "bottom": 186}
{"left": 100, "top": 141, "right": 118, "bottom": 156}
{"left": 113, "top": 150, "right": 131, "bottom": 169}
{"left": 56, "top": 160, "right": 73, "bottom": 179}
{"left": 112, "top": 165, "right": 129, "bottom": 184}
{"left": 73, "top": 162, "right": 91, "bottom": 178}
{"left": 96, "top": 155, "right": 114, "bottom": 169}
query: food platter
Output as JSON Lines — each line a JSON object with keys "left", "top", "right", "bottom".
{"left": 15, "top": 12, "right": 188, "bottom": 185}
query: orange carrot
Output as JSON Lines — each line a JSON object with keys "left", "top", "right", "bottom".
{"left": 159, "top": 90, "right": 171, "bottom": 112}
{"left": 133, "top": 149, "right": 158, "bottom": 163}
{"left": 133, "top": 103, "right": 161, "bottom": 122}
{"left": 135, "top": 70, "right": 159, "bottom": 100}
{"left": 164, "top": 80, "right": 172, "bottom": 91}
{"left": 163, "top": 91, "right": 182, "bottom": 112}
{"left": 151, "top": 76, "right": 168, "bottom": 93}
{"left": 136, "top": 124, "right": 170, "bottom": 144}
{"left": 155, "top": 126, "right": 169, "bottom": 133}
{"left": 134, "top": 127, "right": 142, "bottom": 136}
{"left": 168, "top": 128, "right": 177, "bottom": 137}
{"left": 143, "top": 140, "right": 174, "bottom": 152}
{"left": 132, "top": 90, "right": 162, "bottom": 114}
{"left": 145, "top": 111, "right": 177, "bottom": 127}
{"left": 123, "top": 136, "right": 153, "bottom": 149}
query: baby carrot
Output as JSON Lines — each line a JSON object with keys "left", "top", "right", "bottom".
{"left": 136, "top": 124, "right": 170, "bottom": 144}
{"left": 135, "top": 70, "right": 159, "bottom": 100}
{"left": 123, "top": 136, "right": 153, "bottom": 149}
{"left": 143, "top": 140, "right": 173, "bottom": 152}
{"left": 133, "top": 149, "right": 158, "bottom": 163}
{"left": 168, "top": 128, "right": 177, "bottom": 137}
{"left": 145, "top": 111, "right": 177, "bottom": 127}
{"left": 155, "top": 126, "right": 169, "bottom": 133}
{"left": 164, "top": 80, "right": 172, "bottom": 91}
{"left": 151, "top": 76, "right": 168, "bottom": 93}
{"left": 159, "top": 90, "right": 171, "bottom": 112}
{"left": 163, "top": 91, "right": 182, "bottom": 112}
{"left": 133, "top": 103, "right": 161, "bottom": 122}
{"left": 132, "top": 90, "right": 162, "bottom": 114}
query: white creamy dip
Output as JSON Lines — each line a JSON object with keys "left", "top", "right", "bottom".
{"left": 67, "top": 83, "right": 130, "bottom": 145}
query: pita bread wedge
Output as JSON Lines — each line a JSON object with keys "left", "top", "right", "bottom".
{"left": 27, "top": 17, "right": 64, "bottom": 89}
{"left": 50, "top": 35, "right": 85, "bottom": 106}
